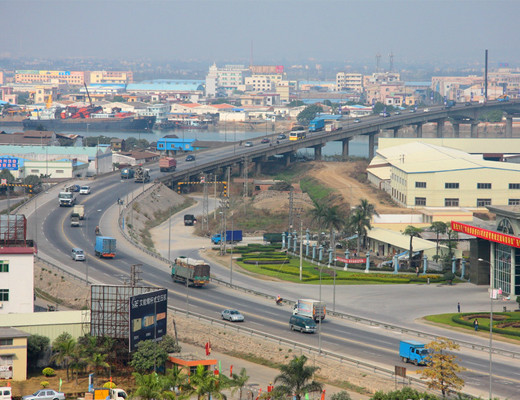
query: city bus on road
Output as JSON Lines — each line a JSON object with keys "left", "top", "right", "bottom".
{"left": 289, "top": 125, "right": 306, "bottom": 141}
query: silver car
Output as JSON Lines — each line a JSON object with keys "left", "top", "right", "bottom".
{"left": 23, "top": 390, "right": 66, "bottom": 400}
{"left": 221, "top": 309, "right": 245, "bottom": 322}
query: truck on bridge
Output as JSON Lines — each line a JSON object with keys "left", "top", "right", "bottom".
{"left": 309, "top": 118, "right": 325, "bottom": 132}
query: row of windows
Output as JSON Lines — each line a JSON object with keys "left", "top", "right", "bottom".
{"left": 413, "top": 198, "right": 519, "bottom": 207}
{"left": 415, "top": 182, "right": 520, "bottom": 189}
{"left": 0, "top": 261, "right": 8, "bottom": 273}
{"left": 0, "top": 338, "right": 13, "bottom": 346}
{"left": 0, "top": 289, "right": 9, "bottom": 301}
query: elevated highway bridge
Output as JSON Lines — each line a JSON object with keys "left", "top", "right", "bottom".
{"left": 157, "top": 99, "right": 520, "bottom": 188}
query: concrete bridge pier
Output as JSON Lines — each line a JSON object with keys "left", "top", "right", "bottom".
{"left": 283, "top": 152, "right": 292, "bottom": 167}
{"left": 415, "top": 123, "right": 423, "bottom": 138}
{"left": 368, "top": 132, "right": 377, "bottom": 160}
{"left": 392, "top": 127, "right": 399, "bottom": 138}
{"left": 436, "top": 119, "right": 445, "bottom": 138}
{"left": 452, "top": 122, "right": 460, "bottom": 138}
{"left": 313, "top": 144, "right": 324, "bottom": 161}
{"left": 341, "top": 138, "right": 351, "bottom": 158}
{"left": 470, "top": 121, "right": 479, "bottom": 138}
{"left": 255, "top": 156, "right": 267, "bottom": 175}
{"left": 506, "top": 115, "right": 513, "bottom": 137}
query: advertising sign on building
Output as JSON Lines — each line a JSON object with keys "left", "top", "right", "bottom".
{"left": 129, "top": 289, "right": 167, "bottom": 352}
{"left": 0, "top": 157, "right": 19, "bottom": 171}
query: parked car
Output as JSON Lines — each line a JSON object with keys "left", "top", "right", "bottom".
{"left": 245, "top": 141, "right": 253, "bottom": 147}
{"left": 71, "top": 248, "right": 85, "bottom": 261}
{"left": 221, "top": 309, "right": 244, "bottom": 322}
{"left": 22, "top": 390, "right": 66, "bottom": 400}
{"left": 261, "top": 137, "right": 270, "bottom": 144}
{"left": 79, "top": 186, "right": 91, "bottom": 195}
{"left": 277, "top": 133, "right": 287, "bottom": 140}
{"left": 185, "top": 155, "right": 195, "bottom": 162}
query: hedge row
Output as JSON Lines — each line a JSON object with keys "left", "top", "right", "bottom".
{"left": 451, "top": 313, "right": 520, "bottom": 337}
{"left": 259, "top": 263, "right": 316, "bottom": 279}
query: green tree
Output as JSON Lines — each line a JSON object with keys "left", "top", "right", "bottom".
{"left": 273, "top": 355, "right": 323, "bottom": 400}
{"left": 87, "top": 352, "right": 110, "bottom": 381}
{"left": 421, "top": 338, "right": 465, "bottom": 398}
{"left": 356, "top": 199, "right": 379, "bottom": 248}
{"left": 85, "top": 136, "right": 113, "bottom": 147}
{"left": 430, "top": 221, "right": 447, "bottom": 260}
{"left": 330, "top": 391, "right": 351, "bottom": 400}
{"left": 402, "top": 225, "right": 423, "bottom": 269}
{"left": 297, "top": 105, "right": 323, "bottom": 125}
{"left": 130, "top": 340, "right": 169, "bottom": 373}
{"left": 158, "top": 334, "right": 181, "bottom": 353}
{"left": 51, "top": 333, "right": 76, "bottom": 381}
{"left": 132, "top": 372, "right": 164, "bottom": 400}
{"left": 189, "top": 364, "right": 227, "bottom": 400}
{"left": 230, "top": 368, "right": 249, "bottom": 400}
{"left": 348, "top": 208, "right": 369, "bottom": 254}
{"left": 288, "top": 100, "right": 305, "bottom": 107}
{"left": 27, "top": 334, "right": 50, "bottom": 370}
{"left": 112, "top": 96, "right": 125, "bottom": 102}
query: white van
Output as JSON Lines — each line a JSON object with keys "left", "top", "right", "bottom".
{"left": 0, "top": 387, "right": 12, "bottom": 400}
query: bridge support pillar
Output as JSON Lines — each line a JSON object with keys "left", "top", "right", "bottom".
{"left": 341, "top": 138, "right": 351, "bottom": 158}
{"left": 313, "top": 145, "right": 324, "bottom": 161}
{"left": 452, "top": 122, "right": 460, "bottom": 138}
{"left": 368, "top": 132, "right": 376, "bottom": 160}
{"left": 470, "top": 122, "right": 479, "bottom": 138}
{"left": 506, "top": 115, "right": 513, "bottom": 138}
{"left": 392, "top": 127, "right": 399, "bottom": 138}
{"left": 436, "top": 119, "right": 445, "bottom": 138}
{"left": 415, "top": 123, "right": 423, "bottom": 138}
{"left": 284, "top": 153, "right": 292, "bottom": 167}
{"left": 255, "top": 156, "right": 267, "bottom": 175}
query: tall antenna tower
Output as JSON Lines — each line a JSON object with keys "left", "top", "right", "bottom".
{"left": 375, "top": 53, "right": 381, "bottom": 73}
{"left": 389, "top": 52, "right": 394, "bottom": 72}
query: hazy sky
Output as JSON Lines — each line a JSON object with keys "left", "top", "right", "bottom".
{"left": 2, "top": 0, "right": 519, "bottom": 67}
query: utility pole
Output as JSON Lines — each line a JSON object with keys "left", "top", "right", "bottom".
{"left": 202, "top": 176, "right": 209, "bottom": 232}
{"left": 288, "top": 187, "right": 294, "bottom": 232}
{"left": 130, "top": 264, "right": 142, "bottom": 287}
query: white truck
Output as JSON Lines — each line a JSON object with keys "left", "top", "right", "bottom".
{"left": 58, "top": 191, "right": 76, "bottom": 207}
{"left": 292, "top": 299, "right": 326, "bottom": 321}
{"left": 72, "top": 204, "right": 85, "bottom": 219}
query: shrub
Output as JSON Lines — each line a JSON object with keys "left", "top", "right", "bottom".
{"left": 40, "top": 381, "right": 49, "bottom": 388}
{"left": 42, "top": 367, "right": 55, "bottom": 377}
{"left": 443, "top": 271, "right": 455, "bottom": 284}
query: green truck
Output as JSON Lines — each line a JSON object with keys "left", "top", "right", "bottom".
{"left": 172, "top": 256, "right": 210, "bottom": 287}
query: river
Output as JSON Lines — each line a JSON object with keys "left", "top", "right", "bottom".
{"left": 0, "top": 123, "right": 371, "bottom": 158}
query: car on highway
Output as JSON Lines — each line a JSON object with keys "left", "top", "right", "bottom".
{"left": 261, "top": 137, "right": 270, "bottom": 144}
{"left": 221, "top": 309, "right": 244, "bottom": 322}
{"left": 423, "top": 108, "right": 430, "bottom": 112}
{"left": 22, "top": 390, "right": 66, "bottom": 400}
{"left": 244, "top": 141, "right": 253, "bottom": 147}
{"left": 71, "top": 184, "right": 81, "bottom": 192}
{"left": 277, "top": 133, "right": 287, "bottom": 140}
{"left": 72, "top": 248, "right": 85, "bottom": 261}
{"left": 409, "top": 108, "right": 416, "bottom": 113}
{"left": 394, "top": 111, "right": 401, "bottom": 115}
{"left": 354, "top": 118, "right": 361, "bottom": 123}
{"left": 79, "top": 186, "right": 91, "bottom": 195}
{"left": 185, "top": 155, "right": 195, "bottom": 162}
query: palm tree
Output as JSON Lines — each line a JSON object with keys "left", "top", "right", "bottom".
{"left": 402, "top": 225, "right": 423, "bottom": 269}
{"left": 189, "top": 364, "right": 227, "bottom": 400}
{"left": 162, "top": 366, "right": 190, "bottom": 398}
{"left": 132, "top": 372, "right": 163, "bottom": 400}
{"left": 430, "top": 221, "right": 447, "bottom": 260}
{"left": 273, "top": 355, "right": 323, "bottom": 400}
{"left": 322, "top": 204, "right": 346, "bottom": 250}
{"left": 87, "top": 353, "right": 110, "bottom": 384}
{"left": 51, "top": 337, "right": 77, "bottom": 381}
{"left": 356, "top": 199, "right": 379, "bottom": 248}
{"left": 348, "top": 208, "right": 371, "bottom": 254}
{"left": 230, "top": 368, "right": 250, "bottom": 400}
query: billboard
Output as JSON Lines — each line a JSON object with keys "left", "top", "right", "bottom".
{"left": 0, "top": 157, "right": 19, "bottom": 171}
{"left": 129, "top": 289, "right": 168, "bottom": 351}
{"left": 250, "top": 65, "right": 284, "bottom": 74}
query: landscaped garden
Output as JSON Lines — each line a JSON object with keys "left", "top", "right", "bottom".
{"left": 230, "top": 243, "right": 447, "bottom": 285}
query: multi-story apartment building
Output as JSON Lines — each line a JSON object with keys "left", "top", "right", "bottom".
{"left": 89, "top": 70, "right": 133, "bottom": 84}
{"left": 15, "top": 70, "right": 86, "bottom": 85}
{"left": 336, "top": 72, "right": 363, "bottom": 92}
{"left": 205, "top": 63, "right": 250, "bottom": 97}
{"left": 244, "top": 76, "right": 275, "bottom": 92}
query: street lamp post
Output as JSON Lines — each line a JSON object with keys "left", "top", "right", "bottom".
{"left": 478, "top": 257, "right": 493, "bottom": 400}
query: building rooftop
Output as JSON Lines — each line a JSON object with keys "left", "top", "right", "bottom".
{"left": 0, "top": 327, "right": 30, "bottom": 339}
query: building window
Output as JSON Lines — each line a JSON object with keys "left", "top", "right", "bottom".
{"left": 415, "top": 197, "right": 426, "bottom": 206}
{"left": 415, "top": 182, "right": 426, "bottom": 188}
{"left": 477, "top": 183, "right": 492, "bottom": 189}
{"left": 0, "top": 339, "right": 13, "bottom": 346}
{"left": 445, "top": 198, "right": 459, "bottom": 207}
{"left": 0, "top": 261, "right": 8, "bottom": 273}
{"left": 477, "top": 199, "right": 491, "bottom": 207}
{"left": 445, "top": 183, "right": 459, "bottom": 189}
{"left": 509, "top": 199, "right": 520, "bottom": 205}
{"left": 0, "top": 289, "right": 8, "bottom": 301}
{"left": 56, "top": 170, "right": 64, "bottom": 174}
{"left": 509, "top": 183, "right": 520, "bottom": 189}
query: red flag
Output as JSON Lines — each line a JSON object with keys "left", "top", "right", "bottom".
{"left": 230, "top": 365, "right": 233, "bottom": 376}
{"left": 205, "top": 341, "right": 211, "bottom": 356}
{"left": 255, "top": 388, "right": 262, "bottom": 400}
{"left": 321, "top": 390, "right": 325, "bottom": 400}
{"left": 267, "top": 384, "right": 273, "bottom": 393}
{"left": 214, "top": 368, "right": 219, "bottom": 375}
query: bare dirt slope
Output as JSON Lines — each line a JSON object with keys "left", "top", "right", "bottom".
{"left": 309, "top": 161, "right": 410, "bottom": 213}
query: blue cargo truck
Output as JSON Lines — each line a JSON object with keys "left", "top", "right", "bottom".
{"left": 308, "top": 118, "right": 325, "bottom": 132}
{"left": 399, "top": 340, "right": 430, "bottom": 365}
{"left": 95, "top": 236, "right": 117, "bottom": 258}
{"left": 211, "top": 230, "right": 243, "bottom": 244}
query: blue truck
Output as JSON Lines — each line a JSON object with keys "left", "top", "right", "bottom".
{"left": 120, "top": 167, "right": 135, "bottom": 179}
{"left": 211, "top": 230, "right": 243, "bottom": 245}
{"left": 399, "top": 340, "right": 430, "bottom": 366}
{"left": 95, "top": 236, "right": 117, "bottom": 258}
{"left": 308, "top": 118, "right": 325, "bottom": 132}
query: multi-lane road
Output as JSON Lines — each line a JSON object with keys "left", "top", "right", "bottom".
{"left": 26, "top": 146, "right": 520, "bottom": 399}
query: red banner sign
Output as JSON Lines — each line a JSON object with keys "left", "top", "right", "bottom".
{"left": 451, "top": 221, "right": 520, "bottom": 248}
{"left": 336, "top": 257, "right": 366, "bottom": 264}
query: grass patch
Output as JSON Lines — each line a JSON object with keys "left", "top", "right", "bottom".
{"left": 300, "top": 177, "right": 335, "bottom": 203}
{"left": 34, "top": 288, "right": 63, "bottom": 305}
